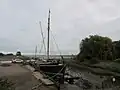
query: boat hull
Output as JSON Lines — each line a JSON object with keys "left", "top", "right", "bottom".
{"left": 39, "top": 64, "right": 65, "bottom": 73}
{"left": 39, "top": 64, "right": 66, "bottom": 84}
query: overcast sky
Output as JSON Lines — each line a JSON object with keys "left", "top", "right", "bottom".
{"left": 0, "top": 0, "right": 120, "bottom": 55}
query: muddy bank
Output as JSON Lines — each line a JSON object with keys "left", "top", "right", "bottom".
{"left": 65, "top": 60, "right": 120, "bottom": 77}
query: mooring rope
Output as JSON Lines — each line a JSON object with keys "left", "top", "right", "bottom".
{"left": 31, "top": 82, "right": 42, "bottom": 90}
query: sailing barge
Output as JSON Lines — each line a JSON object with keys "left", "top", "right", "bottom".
{"left": 29, "top": 10, "right": 66, "bottom": 84}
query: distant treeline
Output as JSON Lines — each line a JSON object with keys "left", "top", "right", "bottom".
{"left": 0, "top": 53, "right": 14, "bottom": 56}
{"left": 0, "top": 51, "right": 21, "bottom": 56}
{"left": 76, "top": 35, "right": 120, "bottom": 63}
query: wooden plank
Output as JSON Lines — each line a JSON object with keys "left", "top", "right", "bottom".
{"left": 25, "top": 65, "right": 35, "bottom": 72}
{"left": 33, "top": 71, "right": 54, "bottom": 86}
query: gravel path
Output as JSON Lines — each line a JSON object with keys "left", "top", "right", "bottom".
{"left": 0, "top": 63, "right": 56, "bottom": 90}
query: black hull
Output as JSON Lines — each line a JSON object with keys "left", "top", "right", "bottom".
{"left": 29, "top": 62, "right": 66, "bottom": 84}
{"left": 39, "top": 64, "right": 65, "bottom": 73}
{"left": 38, "top": 64, "right": 66, "bottom": 84}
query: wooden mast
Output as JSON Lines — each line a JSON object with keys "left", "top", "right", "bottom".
{"left": 47, "top": 10, "right": 50, "bottom": 60}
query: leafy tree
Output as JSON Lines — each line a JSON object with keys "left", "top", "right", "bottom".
{"left": 77, "top": 35, "right": 113, "bottom": 62}
{"left": 112, "top": 41, "right": 120, "bottom": 59}
{"left": 6, "top": 53, "right": 14, "bottom": 56}
{"left": 16, "top": 51, "right": 21, "bottom": 56}
{"left": 0, "top": 53, "right": 4, "bottom": 56}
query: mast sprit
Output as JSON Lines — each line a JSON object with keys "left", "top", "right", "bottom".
{"left": 47, "top": 10, "right": 50, "bottom": 60}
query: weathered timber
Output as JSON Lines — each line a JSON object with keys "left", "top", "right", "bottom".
{"left": 33, "top": 71, "right": 54, "bottom": 86}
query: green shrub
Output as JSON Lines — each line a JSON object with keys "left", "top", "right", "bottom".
{"left": 16, "top": 51, "right": 21, "bottom": 56}
{"left": 0, "top": 53, "right": 4, "bottom": 56}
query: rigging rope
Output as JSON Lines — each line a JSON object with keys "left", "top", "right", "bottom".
{"left": 31, "top": 64, "right": 67, "bottom": 90}
{"left": 39, "top": 41, "right": 44, "bottom": 54}
{"left": 39, "top": 21, "right": 46, "bottom": 55}
{"left": 49, "top": 64, "right": 66, "bottom": 79}
{"left": 31, "top": 83, "right": 42, "bottom": 90}
{"left": 50, "top": 30, "right": 64, "bottom": 61}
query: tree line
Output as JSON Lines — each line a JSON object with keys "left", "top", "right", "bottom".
{"left": 77, "top": 35, "right": 120, "bottom": 63}
{"left": 0, "top": 51, "right": 21, "bottom": 56}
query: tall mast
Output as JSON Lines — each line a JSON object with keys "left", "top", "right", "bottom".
{"left": 47, "top": 10, "right": 50, "bottom": 60}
